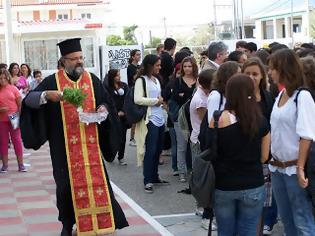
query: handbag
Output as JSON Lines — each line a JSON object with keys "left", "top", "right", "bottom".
{"left": 190, "top": 110, "right": 221, "bottom": 209}
{"left": 123, "top": 76, "right": 147, "bottom": 124}
{"left": 8, "top": 112, "right": 20, "bottom": 130}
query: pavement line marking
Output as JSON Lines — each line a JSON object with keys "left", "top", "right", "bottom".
{"left": 153, "top": 213, "right": 196, "bottom": 219}
{"left": 111, "top": 181, "right": 173, "bottom": 236}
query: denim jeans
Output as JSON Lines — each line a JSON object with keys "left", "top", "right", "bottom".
{"left": 271, "top": 170, "right": 315, "bottom": 236}
{"left": 174, "top": 122, "right": 187, "bottom": 174}
{"left": 143, "top": 122, "right": 164, "bottom": 185}
{"left": 214, "top": 185, "right": 265, "bottom": 236}
{"left": 263, "top": 193, "right": 278, "bottom": 228}
{"left": 169, "top": 127, "right": 178, "bottom": 172}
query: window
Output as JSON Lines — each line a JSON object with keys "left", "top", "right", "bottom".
{"left": 24, "top": 39, "right": 58, "bottom": 70}
{"left": 81, "top": 13, "right": 91, "bottom": 19}
{"left": 57, "top": 14, "right": 68, "bottom": 20}
{"left": 81, "top": 37, "right": 94, "bottom": 67}
{"left": 23, "top": 37, "right": 95, "bottom": 71}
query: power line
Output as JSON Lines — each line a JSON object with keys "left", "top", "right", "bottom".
{"left": 252, "top": 0, "right": 289, "bottom": 15}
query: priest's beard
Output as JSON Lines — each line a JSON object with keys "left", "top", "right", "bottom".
{"left": 65, "top": 63, "right": 84, "bottom": 79}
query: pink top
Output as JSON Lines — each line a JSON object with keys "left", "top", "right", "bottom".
{"left": 0, "top": 84, "right": 21, "bottom": 121}
{"left": 189, "top": 87, "right": 208, "bottom": 144}
{"left": 15, "top": 76, "right": 28, "bottom": 90}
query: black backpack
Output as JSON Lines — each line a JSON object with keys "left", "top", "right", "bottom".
{"left": 190, "top": 110, "right": 222, "bottom": 209}
{"left": 199, "top": 90, "right": 223, "bottom": 151}
{"left": 123, "top": 77, "right": 147, "bottom": 124}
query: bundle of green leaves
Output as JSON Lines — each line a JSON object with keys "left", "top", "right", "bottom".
{"left": 63, "top": 88, "right": 88, "bottom": 108}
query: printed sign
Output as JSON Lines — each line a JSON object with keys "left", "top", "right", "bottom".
{"left": 102, "top": 45, "right": 142, "bottom": 84}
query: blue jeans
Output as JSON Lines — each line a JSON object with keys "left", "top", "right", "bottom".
{"left": 214, "top": 186, "right": 265, "bottom": 236}
{"left": 143, "top": 122, "right": 164, "bottom": 185}
{"left": 263, "top": 194, "right": 278, "bottom": 228}
{"left": 169, "top": 127, "right": 178, "bottom": 171}
{"left": 271, "top": 171, "right": 315, "bottom": 236}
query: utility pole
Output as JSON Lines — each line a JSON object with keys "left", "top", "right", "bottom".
{"left": 4, "top": 0, "right": 14, "bottom": 64}
{"left": 163, "top": 17, "right": 167, "bottom": 38}
{"left": 306, "top": 0, "right": 310, "bottom": 40}
{"left": 233, "top": 0, "right": 238, "bottom": 39}
{"left": 240, "top": 0, "right": 245, "bottom": 39}
{"left": 213, "top": 0, "right": 217, "bottom": 40}
{"left": 291, "top": 0, "right": 294, "bottom": 47}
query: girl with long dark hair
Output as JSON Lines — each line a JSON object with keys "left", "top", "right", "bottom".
{"left": 134, "top": 54, "right": 168, "bottom": 193}
{"left": 268, "top": 49, "right": 315, "bottom": 235}
{"left": 107, "top": 69, "right": 129, "bottom": 165}
{"left": 209, "top": 74, "right": 270, "bottom": 235}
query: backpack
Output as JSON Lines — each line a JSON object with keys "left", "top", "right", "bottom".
{"left": 199, "top": 90, "right": 223, "bottom": 151}
{"left": 123, "top": 76, "right": 147, "bottom": 124}
{"left": 177, "top": 98, "right": 193, "bottom": 142}
{"left": 294, "top": 88, "right": 315, "bottom": 209}
{"left": 190, "top": 110, "right": 222, "bottom": 209}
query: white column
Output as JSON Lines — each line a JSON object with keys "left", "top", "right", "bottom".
{"left": 305, "top": 0, "right": 310, "bottom": 39}
{"left": 3, "top": 0, "right": 14, "bottom": 64}
{"left": 273, "top": 18, "right": 277, "bottom": 39}
{"left": 285, "top": 17, "right": 290, "bottom": 38}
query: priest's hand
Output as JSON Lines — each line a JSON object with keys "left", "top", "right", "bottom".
{"left": 45, "top": 91, "right": 63, "bottom": 102}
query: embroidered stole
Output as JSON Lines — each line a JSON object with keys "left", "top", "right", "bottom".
{"left": 56, "top": 70, "right": 115, "bottom": 235}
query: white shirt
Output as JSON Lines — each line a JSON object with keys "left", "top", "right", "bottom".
{"left": 145, "top": 75, "right": 165, "bottom": 127}
{"left": 207, "top": 90, "right": 226, "bottom": 122}
{"left": 209, "top": 59, "right": 220, "bottom": 69}
{"left": 269, "top": 89, "right": 315, "bottom": 175}
{"left": 190, "top": 87, "right": 208, "bottom": 144}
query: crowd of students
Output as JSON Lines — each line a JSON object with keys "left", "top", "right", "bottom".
{"left": 2, "top": 38, "right": 315, "bottom": 235}
{"left": 0, "top": 63, "right": 42, "bottom": 173}
{"left": 103, "top": 39, "right": 315, "bottom": 235}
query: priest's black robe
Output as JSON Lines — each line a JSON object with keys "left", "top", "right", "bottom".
{"left": 21, "top": 72, "right": 128, "bottom": 230}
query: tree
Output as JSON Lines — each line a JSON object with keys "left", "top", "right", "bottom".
{"left": 123, "top": 25, "right": 138, "bottom": 45}
{"left": 106, "top": 35, "right": 128, "bottom": 46}
{"left": 145, "top": 36, "right": 162, "bottom": 48}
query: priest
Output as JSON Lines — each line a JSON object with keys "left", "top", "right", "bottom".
{"left": 21, "top": 38, "right": 128, "bottom": 236}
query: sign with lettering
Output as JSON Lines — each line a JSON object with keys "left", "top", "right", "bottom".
{"left": 102, "top": 45, "right": 142, "bottom": 84}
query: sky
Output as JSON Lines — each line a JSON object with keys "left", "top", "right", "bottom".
{"left": 106, "top": 0, "right": 315, "bottom": 43}
{"left": 107, "top": 0, "right": 315, "bottom": 27}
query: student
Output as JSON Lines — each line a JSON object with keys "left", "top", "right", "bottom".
{"left": 134, "top": 54, "right": 169, "bottom": 193}
{"left": 268, "top": 49, "right": 315, "bottom": 235}
{"left": 30, "top": 70, "right": 43, "bottom": 90}
{"left": 190, "top": 69, "right": 216, "bottom": 230}
{"left": 210, "top": 74, "right": 270, "bottom": 236}
{"left": 0, "top": 69, "right": 26, "bottom": 172}
{"left": 107, "top": 69, "right": 129, "bottom": 166}
{"left": 172, "top": 56, "right": 198, "bottom": 182}
{"left": 243, "top": 57, "right": 277, "bottom": 235}
{"left": 127, "top": 49, "right": 141, "bottom": 147}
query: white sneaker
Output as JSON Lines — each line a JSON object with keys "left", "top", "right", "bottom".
{"left": 179, "top": 173, "right": 186, "bottom": 182}
{"left": 211, "top": 219, "right": 217, "bottom": 231}
{"left": 129, "top": 139, "right": 136, "bottom": 147}
{"left": 195, "top": 207, "right": 203, "bottom": 217}
{"left": 263, "top": 225, "right": 273, "bottom": 235}
{"left": 201, "top": 218, "right": 210, "bottom": 230}
{"left": 118, "top": 159, "right": 127, "bottom": 166}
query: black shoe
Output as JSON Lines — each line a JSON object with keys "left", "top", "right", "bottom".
{"left": 60, "top": 226, "right": 72, "bottom": 236}
{"left": 153, "top": 178, "right": 170, "bottom": 185}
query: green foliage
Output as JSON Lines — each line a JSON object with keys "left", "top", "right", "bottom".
{"left": 123, "top": 25, "right": 138, "bottom": 44}
{"left": 145, "top": 36, "right": 162, "bottom": 48}
{"left": 106, "top": 25, "right": 138, "bottom": 45}
{"left": 106, "top": 35, "right": 128, "bottom": 46}
{"left": 63, "top": 88, "right": 88, "bottom": 108}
